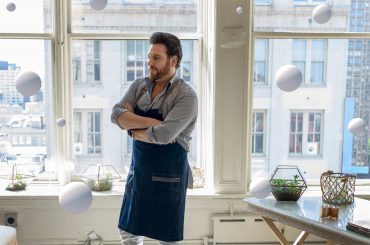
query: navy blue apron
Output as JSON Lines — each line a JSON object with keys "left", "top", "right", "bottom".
{"left": 118, "top": 88, "right": 189, "bottom": 242}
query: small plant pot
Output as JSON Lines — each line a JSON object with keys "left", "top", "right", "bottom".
{"left": 271, "top": 186, "right": 304, "bottom": 201}
{"left": 6, "top": 181, "right": 27, "bottom": 191}
{"left": 86, "top": 179, "right": 113, "bottom": 192}
{"left": 270, "top": 165, "right": 307, "bottom": 202}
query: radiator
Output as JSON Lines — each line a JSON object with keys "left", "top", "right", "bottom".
{"left": 212, "top": 213, "right": 278, "bottom": 244}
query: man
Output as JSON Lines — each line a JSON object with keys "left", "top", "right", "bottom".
{"left": 111, "top": 32, "right": 198, "bottom": 245}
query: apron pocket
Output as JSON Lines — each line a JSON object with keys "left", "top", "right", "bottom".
{"left": 152, "top": 173, "right": 181, "bottom": 204}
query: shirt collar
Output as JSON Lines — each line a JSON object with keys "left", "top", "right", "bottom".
{"left": 145, "top": 74, "right": 179, "bottom": 93}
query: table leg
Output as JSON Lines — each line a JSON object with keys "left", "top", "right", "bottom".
{"left": 293, "top": 231, "right": 309, "bottom": 245}
{"left": 262, "top": 216, "right": 291, "bottom": 245}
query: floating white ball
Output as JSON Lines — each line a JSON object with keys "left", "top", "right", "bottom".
{"left": 275, "top": 65, "right": 303, "bottom": 92}
{"left": 15, "top": 71, "right": 42, "bottom": 96}
{"left": 89, "top": 0, "right": 107, "bottom": 10}
{"left": 56, "top": 118, "right": 66, "bottom": 127}
{"left": 312, "top": 4, "right": 332, "bottom": 24}
{"left": 236, "top": 6, "right": 243, "bottom": 15}
{"left": 250, "top": 178, "right": 271, "bottom": 199}
{"left": 348, "top": 118, "right": 366, "bottom": 135}
{"left": 6, "top": 2, "right": 16, "bottom": 12}
{"left": 59, "top": 182, "right": 92, "bottom": 214}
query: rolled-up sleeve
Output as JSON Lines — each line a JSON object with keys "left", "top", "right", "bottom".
{"left": 147, "top": 87, "right": 198, "bottom": 144}
{"left": 111, "top": 79, "right": 141, "bottom": 129}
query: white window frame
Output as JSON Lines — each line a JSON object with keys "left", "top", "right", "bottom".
{"left": 252, "top": 110, "right": 266, "bottom": 156}
{"left": 288, "top": 111, "right": 323, "bottom": 157}
{"left": 65, "top": 1, "right": 205, "bottom": 186}
{"left": 254, "top": 39, "right": 268, "bottom": 84}
{"left": 292, "top": 39, "right": 327, "bottom": 86}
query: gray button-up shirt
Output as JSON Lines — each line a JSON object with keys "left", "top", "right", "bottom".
{"left": 111, "top": 76, "right": 198, "bottom": 152}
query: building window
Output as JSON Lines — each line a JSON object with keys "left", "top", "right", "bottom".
{"left": 72, "top": 40, "right": 101, "bottom": 84}
{"left": 73, "top": 111, "right": 101, "bottom": 155}
{"left": 310, "top": 40, "right": 325, "bottom": 84}
{"left": 292, "top": 40, "right": 326, "bottom": 85}
{"left": 254, "top": 39, "right": 268, "bottom": 84}
{"left": 289, "top": 111, "right": 322, "bottom": 156}
{"left": 252, "top": 111, "right": 266, "bottom": 155}
{"left": 126, "top": 40, "right": 149, "bottom": 83}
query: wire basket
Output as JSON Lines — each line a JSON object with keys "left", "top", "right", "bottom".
{"left": 320, "top": 171, "right": 356, "bottom": 205}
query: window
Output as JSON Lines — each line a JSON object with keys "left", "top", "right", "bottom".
{"left": 0, "top": 4, "right": 52, "bottom": 189}
{"left": 292, "top": 40, "right": 306, "bottom": 83}
{"left": 72, "top": 40, "right": 101, "bottom": 84}
{"left": 292, "top": 40, "right": 326, "bottom": 85}
{"left": 310, "top": 40, "right": 325, "bottom": 84}
{"left": 254, "top": 39, "right": 268, "bottom": 84}
{"left": 126, "top": 40, "right": 149, "bottom": 83}
{"left": 87, "top": 111, "right": 101, "bottom": 154}
{"left": 289, "top": 111, "right": 322, "bottom": 156}
{"left": 70, "top": 1, "right": 199, "bottom": 178}
{"left": 73, "top": 111, "right": 101, "bottom": 156}
{"left": 252, "top": 111, "right": 266, "bottom": 155}
{"left": 253, "top": 1, "right": 370, "bottom": 182}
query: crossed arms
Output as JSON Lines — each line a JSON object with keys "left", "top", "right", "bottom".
{"left": 114, "top": 102, "right": 160, "bottom": 143}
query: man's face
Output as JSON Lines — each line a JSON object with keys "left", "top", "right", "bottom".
{"left": 147, "top": 44, "right": 175, "bottom": 81}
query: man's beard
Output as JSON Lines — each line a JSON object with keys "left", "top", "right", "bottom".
{"left": 149, "top": 60, "right": 171, "bottom": 81}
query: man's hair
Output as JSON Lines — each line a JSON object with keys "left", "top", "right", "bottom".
{"left": 149, "top": 32, "right": 182, "bottom": 69}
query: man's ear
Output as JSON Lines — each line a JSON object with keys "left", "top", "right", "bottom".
{"left": 170, "top": 56, "right": 178, "bottom": 67}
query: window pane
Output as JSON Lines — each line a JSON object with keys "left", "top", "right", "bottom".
{"left": 0, "top": 0, "right": 52, "bottom": 33}
{"left": 72, "top": 39, "right": 198, "bottom": 176}
{"left": 72, "top": 41, "right": 101, "bottom": 84}
{"left": 252, "top": 38, "right": 370, "bottom": 180}
{"left": 254, "top": 39, "right": 267, "bottom": 83}
{"left": 71, "top": 0, "right": 198, "bottom": 34}
{"left": 252, "top": 111, "right": 265, "bottom": 155}
{"left": 0, "top": 39, "right": 52, "bottom": 176}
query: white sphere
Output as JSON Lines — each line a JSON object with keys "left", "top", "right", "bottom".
{"left": 89, "top": 0, "right": 108, "bottom": 10}
{"left": 312, "top": 4, "right": 332, "bottom": 24}
{"left": 6, "top": 2, "right": 16, "bottom": 12}
{"left": 15, "top": 71, "right": 42, "bottom": 96}
{"left": 250, "top": 178, "right": 271, "bottom": 199}
{"left": 348, "top": 118, "right": 366, "bottom": 135}
{"left": 275, "top": 65, "right": 302, "bottom": 92}
{"left": 236, "top": 6, "right": 243, "bottom": 15}
{"left": 56, "top": 118, "right": 66, "bottom": 127}
{"left": 59, "top": 182, "right": 92, "bottom": 214}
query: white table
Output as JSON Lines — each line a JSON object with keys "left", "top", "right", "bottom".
{"left": 243, "top": 196, "right": 370, "bottom": 245}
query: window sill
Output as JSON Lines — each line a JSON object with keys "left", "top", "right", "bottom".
{"left": 0, "top": 184, "right": 369, "bottom": 200}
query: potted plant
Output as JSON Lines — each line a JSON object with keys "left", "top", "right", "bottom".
{"left": 0, "top": 163, "right": 35, "bottom": 191}
{"left": 6, "top": 174, "right": 27, "bottom": 191}
{"left": 81, "top": 164, "right": 120, "bottom": 192}
{"left": 86, "top": 173, "right": 113, "bottom": 192}
{"left": 270, "top": 165, "right": 307, "bottom": 201}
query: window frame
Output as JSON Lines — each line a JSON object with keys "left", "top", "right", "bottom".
{"left": 288, "top": 110, "right": 323, "bottom": 157}
{"left": 66, "top": 1, "right": 203, "bottom": 184}
{"left": 252, "top": 110, "right": 267, "bottom": 156}
{"left": 251, "top": 1, "right": 370, "bottom": 187}
{"left": 292, "top": 39, "right": 327, "bottom": 86}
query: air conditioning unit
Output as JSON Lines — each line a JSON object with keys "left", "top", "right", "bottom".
{"left": 307, "top": 142, "right": 318, "bottom": 155}
{"left": 74, "top": 143, "right": 83, "bottom": 155}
